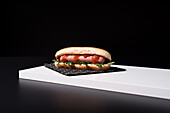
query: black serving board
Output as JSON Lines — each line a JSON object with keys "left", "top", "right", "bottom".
{"left": 44, "top": 63, "right": 126, "bottom": 76}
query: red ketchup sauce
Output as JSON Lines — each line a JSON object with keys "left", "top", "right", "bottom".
{"left": 91, "top": 55, "right": 100, "bottom": 64}
{"left": 60, "top": 54, "right": 69, "bottom": 62}
{"left": 59, "top": 54, "right": 101, "bottom": 64}
{"left": 73, "top": 55, "right": 80, "bottom": 63}
{"left": 83, "top": 55, "right": 90, "bottom": 58}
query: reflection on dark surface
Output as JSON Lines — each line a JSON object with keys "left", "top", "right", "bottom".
{"left": 1, "top": 57, "right": 170, "bottom": 113}
{"left": 18, "top": 79, "right": 170, "bottom": 113}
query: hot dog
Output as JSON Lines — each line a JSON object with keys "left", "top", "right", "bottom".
{"left": 54, "top": 47, "right": 114, "bottom": 71}
{"left": 59, "top": 54, "right": 105, "bottom": 64}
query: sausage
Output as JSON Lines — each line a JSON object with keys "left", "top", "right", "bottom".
{"left": 60, "top": 55, "right": 105, "bottom": 63}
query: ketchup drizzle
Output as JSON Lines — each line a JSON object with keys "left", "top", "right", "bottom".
{"left": 60, "top": 54, "right": 69, "bottom": 62}
{"left": 60, "top": 54, "right": 102, "bottom": 64}
{"left": 84, "top": 55, "right": 90, "bottom": 58}
{"left": 73, "top": 55, "right": 80, "bottom": 63}
{"left": 91, "top": 55, "right": 100, "bottom": 64}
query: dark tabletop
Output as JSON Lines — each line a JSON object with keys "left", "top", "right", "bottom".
{"left": 1, "top": 57, "right": 170, "bottom": 113}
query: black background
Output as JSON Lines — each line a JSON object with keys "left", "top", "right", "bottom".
{"left": 3, "top": 1, "right": 170, "bottom": 57}
{"left": 2, "top": 1, "right": 170, "bottom": 113}
{"left": 3, "top": 1, "right": 170, "bottom": 69}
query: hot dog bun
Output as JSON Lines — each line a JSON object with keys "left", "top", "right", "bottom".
{"left": 55, "top": 47, "right": 111, "bottom": 61}
{"left": 54, "top": 62, "right": 110, "bottom": 71}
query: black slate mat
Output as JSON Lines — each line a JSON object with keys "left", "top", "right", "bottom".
{"left": 44, "top": 63, "right": 126, "bottom": 76}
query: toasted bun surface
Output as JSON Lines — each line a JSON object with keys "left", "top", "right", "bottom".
{"left": 55, "top": 47, "right": 111, "bottom": 61}
{"left": 54, "top": 62, "right": 110, "bottom": 71}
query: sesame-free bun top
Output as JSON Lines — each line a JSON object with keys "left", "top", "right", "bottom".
{"left": 55, "top": 47, "right": 111, "bottom": 61}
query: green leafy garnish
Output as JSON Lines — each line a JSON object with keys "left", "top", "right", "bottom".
{"left": 80, "top": 61, "right": 86, "bottom": 64}
{"left": 65, "top": 62, "right": 68, "bottom": 64}
{"left": 67, "top": 62, "right": 74, "bottom": 64}
{"left": 86, "top": 61, "right": 90, "bottom": 64}
{"left": 52, "top": 59, "right": 59, "bottom": 63}
{"left": 52, "top": 59, "right": 56, "bottom": 62}
{"left": 77, "top": 60, "right": 80, "bottom": 63}
{"left": 94, "top": 62, "right": 115, "bottom": 67}
{"left": 107, "top": 62, "right": 115, "bottom": 65}
{"left": 52, "top": 59, "right": 63, "bottom": 63}
{"left": 94, "top": 63, "right": 103, "bottom": 67}
{"left": 52, "top": 59, "right": 115, "bottom": 67}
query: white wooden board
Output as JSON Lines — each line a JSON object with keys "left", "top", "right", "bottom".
{"left": 19, "top": 65, "right": 170, "bottom": 100}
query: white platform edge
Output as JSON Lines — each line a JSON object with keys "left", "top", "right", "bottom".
{"left": 19, "top": 65, "right": 170, "bottom": 100}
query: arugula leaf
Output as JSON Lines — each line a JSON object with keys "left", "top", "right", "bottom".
{"left": 107, "top": 62, "right": 115, "bottom": 65}
{"left": 52, "top": 59, "right": 115, "bottom": 67}
{"left": 77, "top": 60, "right": 80, "bottom": 63}
{"left": 65, "top": 62, "right": 68, "bottom": 64}
{"left": 86, "top": 61, "right": 90, "bottom": 64}
{"left": 80, "top": 61, "right": 86, "bottom": 64}
{"left": 94, "top": 61, "right": 115, "bottom": 67}
{"left": 52, "top": 59, "right": 60, "bottom": 63}
{"left": 67, "top": 62, "right": 74, "bottom": 64}
{"left": 67, "top": 62, "right": 71, "bottom": 64}
{"left": 94, "top": 63, "right": 103, "bottom": 67}
{"left": 52, "top": 59, "right": 56, "bottom": 62}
